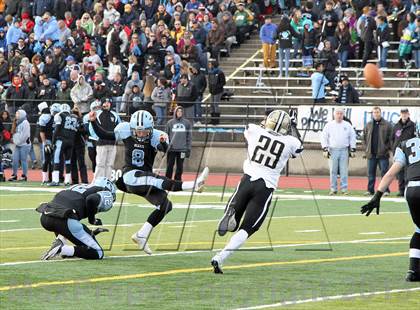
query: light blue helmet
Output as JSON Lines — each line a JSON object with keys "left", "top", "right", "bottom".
{"left": 130, "top": 110, "right": 154, "bottom": 131}
{"left": 50, "top": 103, "right": 61, "bottom": 115}
{"left": 93, "top": 177, "right": 117, "bottom": 202}
{"left": 61, "top": 104, "right": 71, "bottom": 113}
{"left": 90, "top": 100, "right": 101, "bottom": 111}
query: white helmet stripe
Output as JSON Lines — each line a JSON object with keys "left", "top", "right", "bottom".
{"left": 274, "top": 112, "right": 285, "bottom": 133}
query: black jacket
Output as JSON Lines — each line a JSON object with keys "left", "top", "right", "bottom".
{"left": 208, "top": 68, "right": 226, "bottom": 95}
{"left": 335, "top": 84, "right": 360, "bottom": 104}
{"left": 95, "top": 109, "right": 120, "bottom": 146}
{"left": 277, "top": 18, "right": 300, "bottom": 49}
{"left": 392, "top": 118, "right": 416, "bottom": 152}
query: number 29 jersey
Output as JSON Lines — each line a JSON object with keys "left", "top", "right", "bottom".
{"left": 243, "top": 124, "right": 303, "bottom": 189}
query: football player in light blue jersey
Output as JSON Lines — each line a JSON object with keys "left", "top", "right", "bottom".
{"left": 89, "top": 110, "right": 209, "bottom": 255}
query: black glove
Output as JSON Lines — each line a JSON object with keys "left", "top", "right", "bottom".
{"left": 186, "top": 150, "right": 191, "bottom": 158}
{"left": 44, "top": 144, "right": 52, "bottom": 155}
{"left": 323, "top": 148, "right": 330, "bottom": 158}
{"left": 93, "top": 218, "right": 103, "bottom": 226}
{"left": 289, "top": 109, "right": 298, "bottom": 126}
{"left": 349, "top": 148, "right": 356, "bottom": 158}
{"left": 91, "top": 227, "right": 109, "bottom": 236}
{"left": 361, "top": 191, "right": 383, "bottom": 216}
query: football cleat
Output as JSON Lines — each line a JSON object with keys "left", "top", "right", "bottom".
{"left": 217, "top": 206, "right": 237, "bottom": 236}
{"left": 41, "top": 238, "right": 64, "bottom": 260}
{"left": 194, "top": 167, "right": 209, "bottom": 193}
{"left": 48, "top": 182, "right": 61, "bottom": 187}
{"left": 406, "top": 270, "right": 420, "bottom": 282}
{"left": 131, "top": 233, "right": 152, "bottom": 255}
{"left": 211, "top": 256, "right": 223, "bottom": 274}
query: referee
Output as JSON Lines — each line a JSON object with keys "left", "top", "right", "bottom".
{"left": 321, "top": 108, "right": 356, "bottom": 195}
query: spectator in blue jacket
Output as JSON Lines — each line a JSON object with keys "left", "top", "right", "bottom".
{"left": 39, "top": 12, "right": 59, "bottom": 42}
{"left": 6, "top": 20, "right": 25, "bottom": 47}
{"left": 311, "top": 62, "right": 330, "bottom": 103}
{"left": 260, "top": 15, "right": 277, "bottom": 69}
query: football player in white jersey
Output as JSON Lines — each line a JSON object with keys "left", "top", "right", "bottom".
{"left": 211, "top": 110, "right": 303, "bottom": 274}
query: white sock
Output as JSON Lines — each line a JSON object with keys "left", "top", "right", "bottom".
{"left": 42, "top": 172, "right": 48, "bottom": 182}
{"left": 64, "top": 173, "right": 71, "bottom": 184}
{"left": 57, "top": 235, "right": 67, "bottom": 245}
{"left": 137, "top": 222, "right": 153, "bottom": 239}
{"left": 218, "top": 229, "right": 249, "bottom": 263}
{"left": 61, "top": 245, "right": 75, "bottom": 257}
{"left": 182, "top": 181, "right": 195, "bottom": 190}
{"left": 52, "top": 171, "right": 59, "bottom": 183}
{"left": 409, "top": 248, "right": 420, "bottom": 258}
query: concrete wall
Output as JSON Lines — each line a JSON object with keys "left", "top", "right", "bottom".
{"left": 29, "top": 142, "right": 371, "bottom": 176}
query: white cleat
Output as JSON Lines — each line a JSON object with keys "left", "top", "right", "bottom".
{"left": 211, "top": 254, "right": 223, "bottom": 274}
{"left": 131, "top": 233, "right": 152, "bottom": 255}
{"left": 195, "top": 167, "right": 209, "bottom": 193}
{"left": 41, "top": 238, "right": 64, "bottom": 260}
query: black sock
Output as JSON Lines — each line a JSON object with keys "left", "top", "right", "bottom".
{"left": 409, "top": 257, "right": 420, "bottom": 272}
{"left": 162, "top": 179, "right": 182, "bottom": 191}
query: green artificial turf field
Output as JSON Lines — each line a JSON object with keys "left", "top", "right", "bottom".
{"left": 0, "top": 184, "right": 419, "bottom": 309}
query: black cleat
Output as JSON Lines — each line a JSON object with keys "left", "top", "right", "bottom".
{"left": 211, "top": 259, "right": 223, "bottom": 274}
{"left": 406, "top": 270, "right": 420, "bottom": 282}
{"left": 41, "top": 238, "right": 64, "bottom": 260}
{"left": 217, "top": 206, "right": 236, "bottom": 236}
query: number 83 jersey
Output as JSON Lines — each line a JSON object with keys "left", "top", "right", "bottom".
{"left": 243, "top": 124, "right": 303, "bottom": 189}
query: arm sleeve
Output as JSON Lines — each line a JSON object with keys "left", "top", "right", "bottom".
{"left": 91, "top": 120, "right": 116, "bottom": 140}
{"left": 393, "top": 146, "right": 407, "bottom": 167}
{"left": 85, "top": 193, "right": 100, "bottom": 225}
{"left": 349, "top": 124, "right": 357, "bottom": 149}
{"left": 320, "top": 123, "right": 329, "bottom": 149}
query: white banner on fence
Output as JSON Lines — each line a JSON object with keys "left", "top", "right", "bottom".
{"left": 297, "top": 105, "right": 420, "bottom": 143}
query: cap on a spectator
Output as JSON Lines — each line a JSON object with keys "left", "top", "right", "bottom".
{"left": 38, "top": 101, "right": 48, "bottom": 112}
{"left": 95, "top": 80, "right": 104, "bottom": 86}
{"left": 341, "top": 75, "right": 349, "bottom": 81}
{"left": 65, "top": 55, "right": 75, "bottom": 61}
{"left": 54, "top": 42, "right": 63, "bottom": 49}
{"left": 401, "top": 108, "right": 409, "bottom": 113}
{"left": 265, "top": 15, "right": 272, "bottom": 20}
{"left": 180, "top": 74, "right": 188, "bottom": 80}
{"left": 102, "top": 97, "right": 112, "bottom": 104}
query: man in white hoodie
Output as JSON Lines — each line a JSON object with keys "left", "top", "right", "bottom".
{"left": 9, "top": 110, "right": 31, "bottom": 181}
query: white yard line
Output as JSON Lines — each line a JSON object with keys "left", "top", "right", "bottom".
{"left": 359, "top": 232, "right": 385, "bottom": 235}
{"left": 233, "top": 287, "right": 420, "bottom": 310}
{"left": 0, "top": 236, "right": 411, "bottom": 267}
{"left": 295, "top": 230, "right": 320, "bottom": 233}
{"left": 0, "top": 211, "right": 409, "bottom": 233}
{"left": 0, "top": 220, "right": 19, "bottom": 223}
{"left": 0, "top": 186, "right": 408, "bottom": 202}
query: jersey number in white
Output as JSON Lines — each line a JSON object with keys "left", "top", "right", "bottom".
{"left": 251, "top": 136, "right": 284, "bottom": 169}
{"left": 407, "top": 138, "right": 420, "bottom": 164}
{"left": 132, "top": 149, "right": 145, "bottom": 167}
{"left": 64, "top": 117, "right": 78, "bottom": 131}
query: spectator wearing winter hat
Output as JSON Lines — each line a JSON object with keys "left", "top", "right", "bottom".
{"left": 20, "top": 12, "right": 35, "bottom": 34}
{"left": 5, "top": 76, "right": 28, "bottom": 114}
{"left": 165, "top": 106, "right": 192, "bottom": 181}
{"left": 70, "top": 75, "right": 93, "bottom": 114}
{"left": 9, "top": 109, "right": 31, "bottom": 182}
{"left": 121, "top": 4, "right": 139, "bottom": 26}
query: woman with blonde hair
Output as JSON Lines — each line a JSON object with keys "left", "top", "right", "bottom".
{"left": 81, "top": 13, "right": 94, "bottom": 36}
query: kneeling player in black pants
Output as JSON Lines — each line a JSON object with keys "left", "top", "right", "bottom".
{"left": 361, "top": 133, "right": 420, "bottom": 282}
{"left": 37, "top": 177, "right": 116, "bottom": 260}
{"left": 90, "top": 110, "right": 209, "bottom": 255}
{"left": 211, "top": 110, "right": 303, "bottom": 273}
